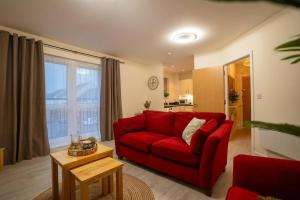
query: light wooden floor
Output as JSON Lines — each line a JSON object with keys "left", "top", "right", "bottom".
{"left": 0, "top": 128, "right": 251, "bottom": 200}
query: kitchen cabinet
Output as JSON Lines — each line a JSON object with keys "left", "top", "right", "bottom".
{"left": 171, "top": 106, "right": 194, "bottom": 112}
{"left": 183, "top": 106, "right": 193, "bottom": 112}
{"left": 179, "top": 79, "right": 193, "bottom": 96}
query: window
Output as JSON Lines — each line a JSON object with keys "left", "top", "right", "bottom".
{"left": 45, "top": 55, "right": 101, "bottom": 148}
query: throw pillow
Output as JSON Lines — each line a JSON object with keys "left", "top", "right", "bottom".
{"left": 182, "top": 117, "right": 206, "bottom": 145}
{"left": 118, "top": 114, "right": 146, "bottom": 134}
{"left": 190, "top": 119, "right": 218, "bottom": 154}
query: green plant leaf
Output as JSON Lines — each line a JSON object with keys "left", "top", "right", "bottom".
{"left": 275, "top": 38, "right": 300, "bottom": 50}
{"left": 276, "top": 48, "right": 300, "bottom": 52}
{"left": 293, "top": 33, "right": 300, "bottom": 37}
{"left": 291, "top": 58, "right": 300, "bottom": 64}
{"left": 275, "top": 36, "right": 300, "bottom": 63}
{"left": 281, "top": 54, "right": 300, "bottom": 60}
{"left": 245, "top": 121, "right": 300, "bottom": 137}
{"left": 207, "top": 0, "right": 300, "bottom": 8}
{"left": 280, "top": 54, "right": 300, "bottom": 64}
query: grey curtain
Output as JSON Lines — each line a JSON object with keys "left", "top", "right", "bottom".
{"left": 100, "top": 58, "right": 123, "bottom": 141}
{"left": 0, "top": 31, "right": 50, "bottom": 164}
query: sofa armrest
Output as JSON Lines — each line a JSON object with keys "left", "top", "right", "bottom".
{"left": 117, "top": 114, "right": 146, "bottom": 134}
{"left": 190, "top": 119, "right": 218, "bottom": 154}
{"left": 233, "top": 154, "right": 300, "bottom": 199}
{"left": 199, "top": 120, "right": 233, "bottom": 190}
{"left": 113, "top": 121, "right": 122, "bottom": 156}
{"left": 113, "top": 114, "right": 146, "bottom": 156}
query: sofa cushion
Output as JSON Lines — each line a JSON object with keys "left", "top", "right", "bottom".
{"left": 226, "top": 187, "right": 259, "bottom": 200}
{"left": 190, "top": 119, "right": 218, "bottom": 154}
{"left": 120, "top": 131, "right": 168, "bottom": 153}
{"left": 118, "top": 114, "right": 146, "bottom": 135}
{"left": 173, "top": 112, "right": 196, "bottom": 137}
{"left": 182, "top": 117, "right": 206, "bottom": 145}
{"left": 152, "top": 137, "right": 200, "bottom": 167}
{"left": 173, "top": 112, "right": 226, "bottom": 137}
{"left": 144, "top": 110, "right": 175, "bottom": 135}
{"left": 194, "top": 112, "right": 226, "bottom": 126}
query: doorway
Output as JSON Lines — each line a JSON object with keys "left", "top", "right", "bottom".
{"left": 225, "top": 56, "right": 252, "bottom": 147}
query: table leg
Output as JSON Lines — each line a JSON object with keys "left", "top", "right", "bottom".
{"left": 69, "top": 174, "right": 76, "bottom": 200}
{"left": 116, "top": 168, "right": 123, "bottom": 200}
{"left": 62, "top": 169, "right": 71, "bottom": 200}
{"left": 108, "top": 174, "right": 113, "bottom": 193}
{"left": 108, "top": 152, "right": 114, "bottom": 194}
{"left": 51, "top": 159, "right": 59, "bottom": 200}
{"left": 102, "top": 176, "right": 108, "bottom": 195}
{"left": 80, "top": 183, "right": 89, "bottom": 200}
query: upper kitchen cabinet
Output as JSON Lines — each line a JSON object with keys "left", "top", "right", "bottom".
{"left": 179, "top": 79, "right": 193, "bottom": 95}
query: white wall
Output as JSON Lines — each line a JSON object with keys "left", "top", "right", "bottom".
{"left": 194, "top": 9, "right": 300, "bottom": 159}
{"left": 147, "top": 64, "right": 164, "bottom": 111}
{"left": 194, "top": 51, "right": 223, "bottom": 68}
{"left": 120, "top": 61, "right": 149, "bottom": 117}
{"left": 0, "top": 25, "right": 163, "bottom": 118}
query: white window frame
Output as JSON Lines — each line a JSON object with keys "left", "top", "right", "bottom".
{"left": 44, "top": 46, "right": 101, "bottom": 148}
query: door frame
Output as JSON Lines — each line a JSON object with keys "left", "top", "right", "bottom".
{"left": 223, "top": 51, "right": 255, "bottom": 154}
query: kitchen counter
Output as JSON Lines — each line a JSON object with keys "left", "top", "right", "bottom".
{"left": 164, "top": 104, "right": 194, "bottom": 112}
{"left": 164, "top": 104, "right": 193, "bottom": 108}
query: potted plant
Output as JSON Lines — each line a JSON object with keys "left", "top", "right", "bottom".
{"left": 164, "top": 91, "right": 170, "bottom": 98}
{"left": 229, "top": 90, "right": 239, "bottom": 105}
{"left": 144, "top": 100, "right": 151, "bottom": 110}
{"left": 164, "top": 91, "right": 170, "bottom": 104}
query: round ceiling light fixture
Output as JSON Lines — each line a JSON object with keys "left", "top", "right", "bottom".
{"left": 173, "top": 33, "right": 197, "bottom": 43}
{"left": 170, "top": 27, "right": 205, "bottom": 45}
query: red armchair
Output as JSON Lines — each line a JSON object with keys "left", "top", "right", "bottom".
{"left": 113, "top": 110, "right": 233, "bottom": 195}
{"left": 226, "top": 154, "right": 300, "bottom": 200}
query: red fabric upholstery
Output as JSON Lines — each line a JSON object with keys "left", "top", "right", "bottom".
{"left": 228, "top": 154, "right": 300, "bottom": 200}
{"left": 194, "top": 112, "right": 226, "bottom": 126}
{"left": 118, "top": 114, "right": 146, "bottom": 135}
{"left": 144, "top": 110, "right": 175, "bottom": 135}
{"left": 190, "top": 119, "right": 218, "bottom": 154}
{"left": 172, "top": 112, "right": 196, "bottom": 137}
{"left": 199, "top": 120, "right": 233, "bottom": 189}
{"left": 113, "top": 111, "right": 233, "bottom": 194}
{"left": 152, "top": 137, "right": 199, "bottom": 167}
{"left": 226, "top": 187, "right": 259, "bottom": 200}
{"left": 120, "top": 131, "right": 168, "bottom": 153}
{"left": 113, "top": 122, "right": 122, "bottom": 155}
{"left": 119, "top": 145, "right": 200, "bottom": 186}
{"left": 173, "top": 112, "right": 226, "bottom": 137}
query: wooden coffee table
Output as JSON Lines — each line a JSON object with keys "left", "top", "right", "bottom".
{"left": 70, "top": 157, "right": 123, "bottom": 200}
{"left": 50, "top": 144, "right": 113, "bottom": 200}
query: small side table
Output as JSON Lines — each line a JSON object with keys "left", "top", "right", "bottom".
{"left": 70, "top": 157, "right": 123, "bottom": 200}
{"left": 50, "top": 144, "right": 113, "bottom": 200}
{"left": 0, "top": 148, "right": 4, "bottom": 173}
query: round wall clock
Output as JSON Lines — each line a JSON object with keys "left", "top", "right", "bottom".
{"left": 148, "top": 76, "right": 159, "bottom": 90}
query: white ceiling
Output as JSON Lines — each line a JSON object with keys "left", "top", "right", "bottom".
{"left": 0, "top": 0, "right": 282, "bottom": 70}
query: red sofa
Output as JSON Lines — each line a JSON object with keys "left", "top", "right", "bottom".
{"left": 113, "top": 110, "right": 233, "bottom": 195}
{"left": 226, "top": 154, "right": 300, "bottom": 200}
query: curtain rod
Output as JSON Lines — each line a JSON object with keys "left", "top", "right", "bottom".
{"left": 44, "top": 43, "right": 125, "bottom": 64}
